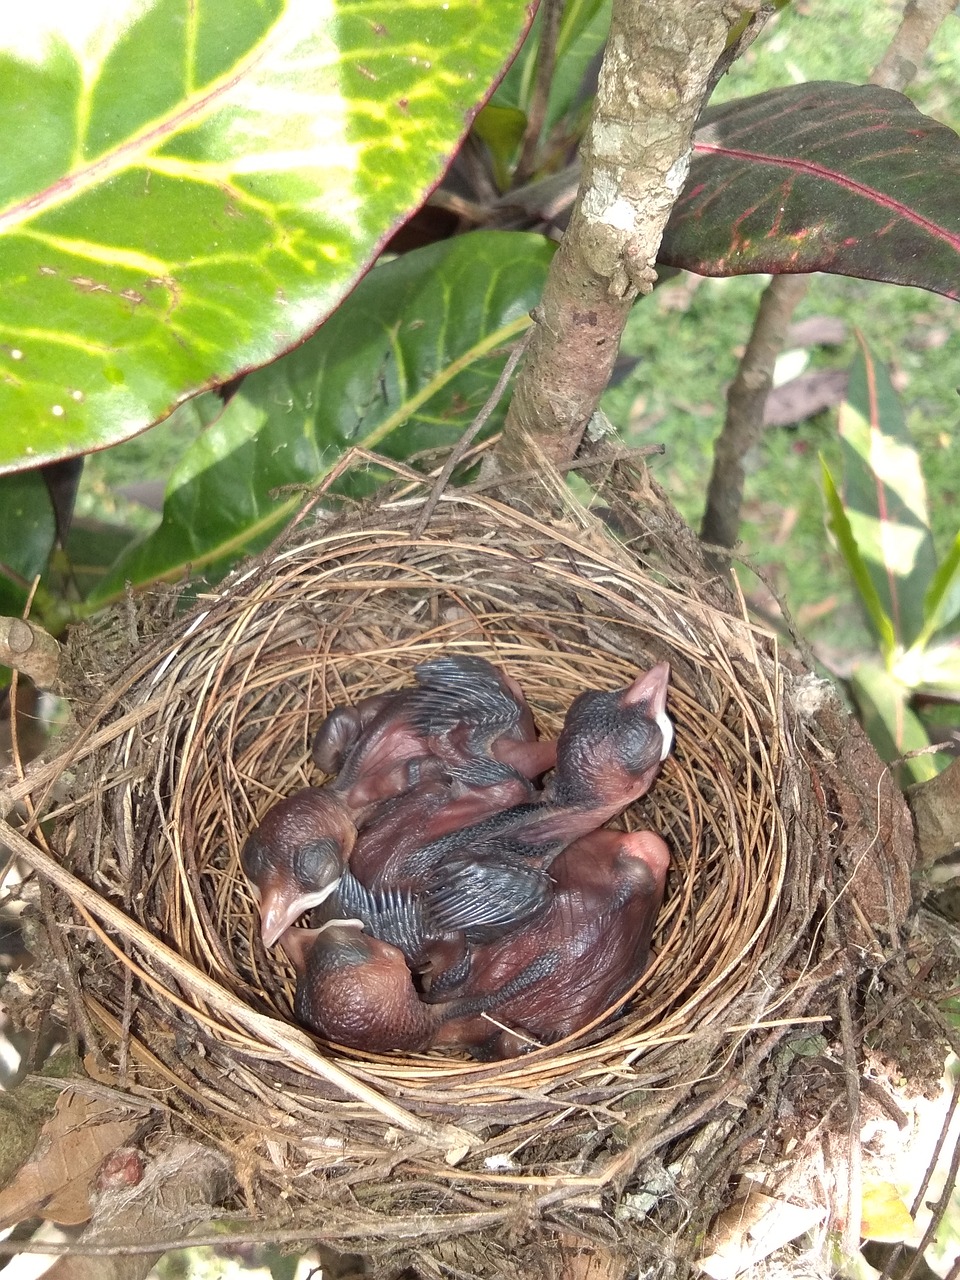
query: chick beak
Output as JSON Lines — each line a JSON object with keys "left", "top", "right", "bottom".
{"left": 623, "top": 662, "right": 674, "bottom": 761}
{"left": 260, "top": 876, "right": 342, "bottom": 948}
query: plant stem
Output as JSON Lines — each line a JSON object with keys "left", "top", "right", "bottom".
{"left": 700, "top": 275, "right": 808, "bottom": 549}
{"left": 512, "top": 0, "right": 565, "bottom": 189}
{"left": 496, "top": 0, "right": 762, "bottom": 474}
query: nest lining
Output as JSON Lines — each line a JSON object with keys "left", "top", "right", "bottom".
{"left": 3, "top": 469, "right": 916, "bottom": 1266}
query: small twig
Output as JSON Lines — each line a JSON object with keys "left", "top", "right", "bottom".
{"left": 512, "top": 0, "right": 565, "bottom": 188}
{"left": 836, "top": 973, "right": 863, "bottom": 1262}
{"left": 700, "top": 274, "right": 809, "bottom": 552}
{"left": 413, "top": 327, "right": 535, "bottom": 535}
{"left": 0, "top": 1210, "right": 514, "bottom": 1256}
{"left": 38, "top": 879, "right": 105, "bottom": 1066}
{"left": 886, "top": 1066, "right": 960, "bottom": 1280}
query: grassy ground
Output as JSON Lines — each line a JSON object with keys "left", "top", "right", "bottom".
{"left": 601, "top": 0, "right": 960, "bottom": 666}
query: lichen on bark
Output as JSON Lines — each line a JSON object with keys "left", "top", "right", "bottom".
{"left": 497, "top": 0, "right": 762, "bottom": 473}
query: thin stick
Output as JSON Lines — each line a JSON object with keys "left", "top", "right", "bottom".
{"left": 513, "top": 0, "right": 565, "bottom": 188}
{"left": 0, "top": 815, "right": 477, "bottom": 1160}
{"left": 413, "top": 327, "right": 534, "bottom": 535}
{"left": 0, "top": 1211, "right": 514, "bottom": 1256}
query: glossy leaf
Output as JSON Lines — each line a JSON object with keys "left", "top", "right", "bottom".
{"left": 849, "top": 662, "right": 939, "bottom": 785}
{"left": 837, "top": 340, "right": 937, "bottom": 651}
{"left": 0, "top": 471, "right": 57, "bottom": 616}
{"left": 493, "top": 0, "right": 609, "bottom": 141}
{"left": 90, "top": 231, "right": 555, "bottom": 601}
{"left": 0, "top": 0, "right": 537, "bottom": 474}
{"left": 821, "top": 457, "right": 896, "bottom": 659}
{"left": 659, "top": 83, "right": 960, "bottom": 299}
{"left": 918, "top": 530, "right": 960, "bottom": 646}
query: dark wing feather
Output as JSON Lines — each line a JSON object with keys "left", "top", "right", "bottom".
{"left": 332, "top": 874, "right": 429, "bottom": 958}
{"left": 425, "top": 857, "right": 552, "bottom": 940}
{"left": 412, "top": 656, "right": 524, "bottom": 736}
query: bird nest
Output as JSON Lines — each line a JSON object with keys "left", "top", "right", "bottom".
{"left": 5, "top": 460, "right": 917, "bottom": 1277}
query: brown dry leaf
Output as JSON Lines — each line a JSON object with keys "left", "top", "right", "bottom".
{"left": 0, "top": 1088, "right": 141, "bottom": 1229}
{"left": 786, "top": 315, "right": 848, "bottom": 348}
{"left": 699, "top": 1185, "right": 825, "bottom": 1279}
{"left": 764, "top": 369, "right": 849, "bottom": 428}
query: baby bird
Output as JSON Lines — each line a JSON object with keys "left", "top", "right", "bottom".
{"left": 409, "top": 655, "right": 556, "bottom": 787}
{"left": 341, "top": 656, "right": 554, "bottom": 891}
{"left": 312, "top": 655, "right": 555, "bottom": 790}
{"left": 281, "top": 909, "right": 502, "bottom": 1055}
{"left": 379, "top": 662, "right": 674, "bottom": 940}
{"left": 282, "top": 827, "right": 670, "bottom": 1059}
{"left": 246, "top": 655, "right": 556, "bottom": 947}
{"left": 242, "top": 754, "right": 445, "bottom": 947}
{"left": 281, "top": 918, "right": 439, "bottom": 1053}
{"left": 241, "top": 788, "right": 357, "bottom": 948}
{"left": 423, "top": 827, "right": 672, "bottom": 1058}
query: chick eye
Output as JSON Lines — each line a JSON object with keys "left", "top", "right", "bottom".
{"left": 295, "top": 836, "right": 341, "bottom": 885}
{"left": 620, "top": 721, "right": 659, "bottom": 772}
{"left": 240, "top": 835, "right": 267, "bottom": 880}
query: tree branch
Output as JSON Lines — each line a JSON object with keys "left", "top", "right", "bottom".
{"left": 0, "top": 617, "right": 60, "bottom": 689}
{"left": 496, "top": 0, "right": 761, "bottom": 473}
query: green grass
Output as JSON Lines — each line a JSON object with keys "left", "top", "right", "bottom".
{"left": 600, "top": 0, "right": 960, "bottom": 668}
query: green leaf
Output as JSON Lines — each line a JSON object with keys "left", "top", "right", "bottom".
{"left": 820, "top": 456, "right": 896, "bottom": 659}
{"left": 0, "top": 471, "right": 57, "bottom": 616}
{"left": 0, "top": 0, "right": 536, "bottom": 473}
{"left": 90, "top": 231, "right": 555, "bottom": 601}
{"left": 493, "top": 0, "right": 610, "bottom": 141}
{"left": 849, "top": 662, "right": 940, "bottom": 785}
{"left": 837, "top": 338, "right": 937, "bottom": 650}
{"left": 473, "top": 104, "right": 528, "bottom": 188}
{"left": 903, "top": 641, "right": 960, "bottom": 700}
{"left": 918, "top": 530, "right": 960, "bottom": 646}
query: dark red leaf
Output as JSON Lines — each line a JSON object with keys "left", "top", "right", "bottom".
{"left": 659, "top": 83, "right": 960, "bottom": 299}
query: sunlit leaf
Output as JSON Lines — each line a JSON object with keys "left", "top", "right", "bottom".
{"left": 821, "top": 457, "right": 896, "bottom": 658}
{"left": 905, "top": 640, "right": 960, "bottom": 699}
{"left": 659, "top": 83, "right": 960, "bottom": 299}
{"left": 849, "top": 662, "right": 939, "bottom": 785}
{"left": 860, "top": 1178, "right": 915, "bottom": 1244}
{"left": 918, "top": 530, "right": 960, "bottom": 645}
{"left": 0, "top": 0, "right": 536, "bottom": 473}
{"left": 90, "top": 231, "right": 555, "bottom": 601}
{"left": 837, "top": 338, "right": 937, "bottom": 651}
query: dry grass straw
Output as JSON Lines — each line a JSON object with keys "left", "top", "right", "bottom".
{"left": 2, "top": 457, "right": 921, "bottom": 1272}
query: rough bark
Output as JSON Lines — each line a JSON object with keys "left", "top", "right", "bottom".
{"left": 496, "top": 0, "right": 761, "bottom": 473}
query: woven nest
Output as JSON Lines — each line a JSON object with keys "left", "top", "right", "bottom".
{"left": 7, "top": 461, "right": 918, "bottom": 1276}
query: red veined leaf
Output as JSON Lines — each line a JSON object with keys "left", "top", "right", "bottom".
{"left": 659, "top": 82, "right": 960, "bottom": 299}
